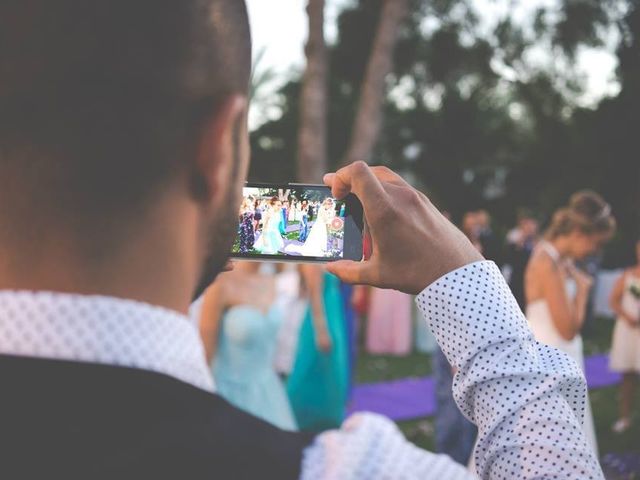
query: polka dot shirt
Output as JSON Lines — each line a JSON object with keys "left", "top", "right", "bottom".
{"left": 301, "top": 261, "right": 603, "bottom": 479}
{"left": 0, "top": 262, "right": 604, "bottom": 479}
{"left": 0, "top": 291, "right": 214, "bottom": 392}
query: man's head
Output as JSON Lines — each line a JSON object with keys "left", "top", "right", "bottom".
{"left": 0, "top": 0, "right": 252, "bottom": 304}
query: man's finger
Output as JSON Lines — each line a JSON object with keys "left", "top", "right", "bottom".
{"left": 326, "top": 259, "right": 374, "bottom": 285}
{"left": 325, "top": 165, "right": 408, "bottom": 192}
{"left": 328, "top": 162, "right": 388, "bottom": 203}
{"left": 369, "top": 166, "right": 409, "bottom": 187}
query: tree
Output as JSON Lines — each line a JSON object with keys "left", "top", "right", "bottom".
{"left": 297, "top": 0, "right": 328, "bottom": 183}
{"left": 249, "top": 0, "right": 633, "bottom": 248}
{"left": 342, "top": 0, "right": 409, "bottom": 165}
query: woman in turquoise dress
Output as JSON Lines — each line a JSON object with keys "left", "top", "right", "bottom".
{"left": 254, "top": 197, "right": 285, "bottom": 255}
{"left": 199, "top": 262, "right": 297, "bottom": 431}
{"left": 287, "top": 266, "right": 348, "bottom": 431}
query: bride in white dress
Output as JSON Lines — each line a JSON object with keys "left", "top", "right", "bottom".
{"left": 525, "top": 191, "right": 615, "bottom": 456}
{"left": 284, "top": 198, "right": 335, "bottom": 257}
{"left": 301, "top": 198, "right": 335, "bottom": 257}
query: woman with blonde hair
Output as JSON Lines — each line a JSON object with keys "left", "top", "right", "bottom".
{"left": 198, "top": 262, "right": 297, "bottom": 431}
{"left": 525, "top": 190, "right": 616, "bottom": 454}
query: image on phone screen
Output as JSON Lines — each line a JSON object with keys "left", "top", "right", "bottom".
{"left": 231, "top": 184, "right": 364, "bottom": 262}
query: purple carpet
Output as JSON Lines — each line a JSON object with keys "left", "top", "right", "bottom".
{"left": 348, "top": 376, "right": 437, "bottom": 421}
{"left": 348, "top": 353, "right": 621, "bottom": 421}
{"left": 585, "top": 354, "right": 622, "bottom": 389}
{"left": 601, "top": 452, "right": 640, "bottom": 478}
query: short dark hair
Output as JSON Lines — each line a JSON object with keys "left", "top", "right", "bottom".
{"left": 0, "top": 0, "right": 251, "bottom": 222}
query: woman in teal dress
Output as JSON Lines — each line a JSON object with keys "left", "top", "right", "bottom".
{"left": 254, "top": 197, "right": 285, "bottom": 255}
{"left": 199, "top": 262, "right": 297, "bottom": 431}
{"left": 287, "top": 267, "right": 348, "bottom": 431}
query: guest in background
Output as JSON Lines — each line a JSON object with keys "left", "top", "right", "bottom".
{"left": 365, "top": 287, "right": 412, "bottom": 356}
{"left": 287, "top": 266, "right": 348, "bottom": 431}
{"left": 339, "top": 281, "right": 357, "bottom": 399}
{"left": 434, "top": 348, "right": 477, "bottom": 466}
{"left": 237, "top": 197, "right": 255, "bottom": 253}
{"left": 252, "top": 199, "right": 263, "bottom": 233}
{"left": 254, "top": 197, "right": 285, "bottom": 255}
{"left": 273, "top": 265, "right": 307, "bottom": 379}
{"left": 433, "top": 209, "right": 481, "bottom": 465}
{"left": 576, "top": 252, "right": 603, "bottom": 335}
{"left": 609, "top": 238, "right": 640, "bottom": 433}
{"left": 414, "top": 303, "right": 437, "bottom": 354}
{"left": 461, "top": 211, "right": 482, "bottom": 252}
{"left": 298, "top": 200, "right": 310, "bottom": 242}
{"left": 199, "top": 262, "right": 297, "bottom": 431}
{"left": 288, "top": 199, "right": 297, "bottom": 223}
{"left": 476, "top": 209, "right": 502, "bottom": 266}
{"left": 503, "top": 210, "right": 539, "bottom": 309}
{"left": 307, "top": 201, "right": 316, "bottom": 222}
{"left": 276, "top": 188, "right": 290, "bottom": 230}
{"left": 525, "top": 190, "right": 616, "bottom": 455}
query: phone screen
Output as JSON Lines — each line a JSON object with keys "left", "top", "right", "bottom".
{"left": 230, "top": 183, "right": 364, "bottom": 262}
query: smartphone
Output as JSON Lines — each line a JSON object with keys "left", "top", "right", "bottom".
{"left": 230, "top": 183, "right": 364, "bottom": 263}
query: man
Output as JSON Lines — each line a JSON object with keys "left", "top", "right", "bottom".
{"left": 475, "top": 209, "right": 503, "bottom": 266}
{"left": 503, "top": 210, "right": 540, "bottom": 309}
{"left": 0, "top": 1, "right": 603, "bottom": 479}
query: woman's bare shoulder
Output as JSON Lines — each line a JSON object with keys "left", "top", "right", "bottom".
{"left": 528, "top": 248, "right": 556, "bottom": 274}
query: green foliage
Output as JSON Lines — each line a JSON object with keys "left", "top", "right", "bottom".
{"left": 249, "top": 0, "right": 638, "bottom": 267}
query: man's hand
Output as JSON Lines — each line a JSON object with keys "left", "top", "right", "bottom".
{"left": 566, "top": 263, "right": 593, "bottom": 291}
{"left": 324, "top": 162, "right": 483, "bottom": 294}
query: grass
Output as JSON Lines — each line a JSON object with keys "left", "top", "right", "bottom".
{"left": 354, "top": 317, "right": 640, "bottom": 458}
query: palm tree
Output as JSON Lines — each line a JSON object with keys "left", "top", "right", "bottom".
{"left": 297, "top": 0, "right": 328, "bottom": 183}
{"left": 343, "top": 0, "right": 409, "bottom": 166}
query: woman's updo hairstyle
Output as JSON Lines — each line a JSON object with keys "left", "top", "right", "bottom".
{"left": 545, "top": 190, "right": 616, "bottom": 240}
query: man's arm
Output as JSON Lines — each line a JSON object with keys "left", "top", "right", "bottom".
{"left": 296, "top": 162, "right": 603, "bottom": 479}
{"left": 418, "top": 260, "right": 601, "bottom": 478}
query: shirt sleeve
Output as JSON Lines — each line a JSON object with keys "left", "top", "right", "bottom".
{"left": 300, "top": 412, "right": 473, "bottom": 479}
{"left": 416, "top": 261, "right": 604, "bottom": 479}
{"left": 300, "top": 261, "right": 604, "bottom": 479}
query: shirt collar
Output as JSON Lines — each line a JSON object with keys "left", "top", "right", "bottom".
{"left": 0, "top": 290, "right": 214, "bottom": 393}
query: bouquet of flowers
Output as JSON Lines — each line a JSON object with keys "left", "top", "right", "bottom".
{"left": 329, "top": 217, "right": 345, "bottom": 238}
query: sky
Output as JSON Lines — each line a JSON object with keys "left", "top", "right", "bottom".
{"left": 247, "top": 0, "right": 349, "bottom": 77}
{"left": 245, "top": 0, "right": 620, "bottom": 129}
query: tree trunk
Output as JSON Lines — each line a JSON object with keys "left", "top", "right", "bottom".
{"left": 343, "top": 0, "right": 409, "bottom": 166}
{"left": 297, "top": 0, "right": 328, "bottom": 183}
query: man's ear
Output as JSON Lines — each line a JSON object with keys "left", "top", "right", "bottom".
{"left": 193, "top": 94, "right": 247, "bottom": 206}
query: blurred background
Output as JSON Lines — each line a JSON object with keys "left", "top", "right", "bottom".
{"left": 246, "top": 0, "right": 637, "bottom": 263}
{"left": 203, "top": 1, "right": 639, "bottom": 478}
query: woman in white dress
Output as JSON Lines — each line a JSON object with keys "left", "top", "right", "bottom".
{"left": 525, "top": 190, "right": 615, "bottom": 456}
{"left": 288, "top": 200, "right": 298, "bottom": 223}
{"left": 608, "top": 239, "right": 640, "bottom": 433}
{"left": 299, "top": 198, "right": 335, "bottom": 257}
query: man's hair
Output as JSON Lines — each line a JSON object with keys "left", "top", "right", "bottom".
{"left": 0, "top": 0, "right": 251, "bottom": 224}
